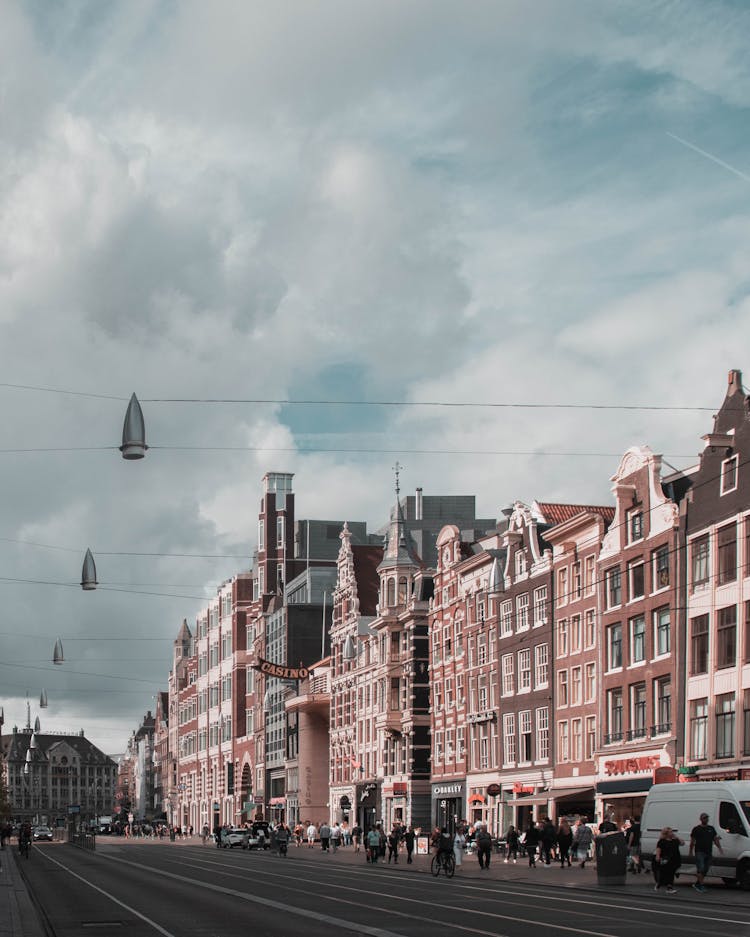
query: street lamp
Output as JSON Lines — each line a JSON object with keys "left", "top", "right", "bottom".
{"left": 120, "top": 393, "right": 148, "bottom": 460}
{"left": 81, "top": 548, "right": 98, "bottom": 591}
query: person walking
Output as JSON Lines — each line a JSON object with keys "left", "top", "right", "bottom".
{"left": 387, "top": 825, "right": 401, "bottom": 863}
{"left": 453, "top": 826, "right": 466, "bottom": 868}
{"left": 573, "top": 818, "right": 593, "bottom": 869}
{"left": 331, "top": 822, "right": 342, "bottom": 853}
{"left": 598, "top": 813, "right": 617, "bottom": 834}
{"left": 306, "top": 821, "right": 317, "bottom": 848}
{"left": 689, "top": 812, "right": 723, "bottom": 893}
{"left": 352, "top": 823, "right": 363, "bottom": 854}
{"left": 626, "top": 815, "right": 642, "bottom": 872}
{"left": 366, "top": 826, "right": 381, "bottom": 864}
{"left": 475, "top": 823, "right": 493, "bottom": 870}
{"left": 540, "top": 817, "right": 557, "bottom": 866}
{"left": 319, "top": 821, "right": 331, "bottom": 852}
{"left": 654, "top": 826, "right": 684, "bottom": 894}
{"left": 404, "top": 826, "right": 415, "bottom": 864}
{"left": 523, "top": 820, "right": 540, "bottom": 868}
{"left": 504, "top": 825, "right": 519, "bottom": 863}
{"left": 557, "top": 818, "right": 573, "bottom": 868}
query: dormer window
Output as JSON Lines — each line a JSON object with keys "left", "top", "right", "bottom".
{"left": 628, "top": 510, "right": 643, "bottom": 543}
{"left": 721, "top": 455, "right": 739, "bottom": 495}
{"left": 515, "top": 550, "right": 526, "bottom": 577}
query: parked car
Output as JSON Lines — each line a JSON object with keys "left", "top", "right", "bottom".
{"left": 220, "top": 827, "right": 249, "bottom": 849}
{"left": 640, "top": 780, "right": 750, "bottom": 889}
{"left": 33, "top": 826, "right": 53, "bottom": 841}
{"left": 244, "top": 821, "right": 271, "bottom": 850}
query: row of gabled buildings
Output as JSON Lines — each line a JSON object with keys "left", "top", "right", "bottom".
{"left": 121, "top": 369, "right": 750, "bottom": 837}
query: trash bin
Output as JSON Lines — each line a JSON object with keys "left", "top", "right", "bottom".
{"left": 595, "top": 831, "right": 627, "bottom": 885}
{"left": 169, "top": 828, "right": 176, "bottom": 842}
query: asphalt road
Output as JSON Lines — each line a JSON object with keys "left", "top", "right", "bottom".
{"left": 18, "top": 841, "right": 750, "bottom": 937}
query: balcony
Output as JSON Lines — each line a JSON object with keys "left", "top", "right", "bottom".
{"left": 626, "top": 727, "right": 648, "bottom": 742}
{"left": 603, "top": 732, "right": 623, "bottom": 744}
{"left": 651, "top": 723, "right": 672, "bottom": 737}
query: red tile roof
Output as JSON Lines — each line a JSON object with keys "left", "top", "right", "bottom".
{"left": 537, "top": 503, "right": 615, "bottom": 526}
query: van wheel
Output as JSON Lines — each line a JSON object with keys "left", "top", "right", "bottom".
{"left": 736, "top": 861, "right": 750, "bottom": 891}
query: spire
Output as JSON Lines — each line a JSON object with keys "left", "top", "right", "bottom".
{"left": 377, "top": 463, "right": 419, "bottom": 573}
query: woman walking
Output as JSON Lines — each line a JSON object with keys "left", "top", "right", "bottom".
{"left": 453, "top": 826, "right": 467, "bottom": 868}
{"left": 654, "top": 827, "right": 683, "bottom": 894}
{"left": 573, "top": 818, "right": 593, "bottom": 869}
{"left": 557, "top": 818, "right": 573, "bottom": 868}
{"left": 523, "top": 821, "right": 540, "bottom": 868}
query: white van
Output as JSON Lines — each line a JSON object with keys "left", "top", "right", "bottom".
{"left": 640, "top": 781, "right": 750, "bottom": 889}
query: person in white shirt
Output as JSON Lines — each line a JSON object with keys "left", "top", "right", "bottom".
{"left": 306, "top": 822, "right": 317, "bottom": 848}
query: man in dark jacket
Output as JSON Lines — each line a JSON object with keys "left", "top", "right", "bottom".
{"left": 475, "top": 823, "right": 493, "bottom": 869}
{"left": 540, "top": 817, "right": 557, "bottom": 865}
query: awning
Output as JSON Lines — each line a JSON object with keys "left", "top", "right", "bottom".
{"left": 548, "top": 786, "right": 593, "bottom": 801}
{"left": 269, "top": 797, "right": 286, "bottom": 806}
{"left": 468, "top": 794, "right": 486, "bottom": 805}
{"left": 597, "top": 778, "right": 652, "bottom": 795}
{"left": 509, "top": 794, "right": 552, "bottom": 805}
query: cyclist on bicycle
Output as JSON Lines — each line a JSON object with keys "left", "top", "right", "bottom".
{"left": 432, "top": 827, "right": 453, "bottom": 859}
{"left": 19, "top": 822, "right": 32, "bottom": 856}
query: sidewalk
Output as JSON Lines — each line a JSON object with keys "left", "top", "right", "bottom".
{"left": 0, "top": 847, "right": 46, "bottom": 937}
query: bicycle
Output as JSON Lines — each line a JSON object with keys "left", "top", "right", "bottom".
{"left": 431, "top": 851, "right": 455, "bottom": 878}
{"left": 19, "top": 838, "right": 31, "bottom": 860}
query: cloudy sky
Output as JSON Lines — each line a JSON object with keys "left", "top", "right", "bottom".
{"left": 1, "top": 0, "right": 749, "bottom": 755}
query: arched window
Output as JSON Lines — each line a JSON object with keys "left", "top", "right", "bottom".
{"left": 398, "top": 577, "right": 408, "bottom": 602}
{"left": 387, "top": 578, "right": 396, "bottom": 606}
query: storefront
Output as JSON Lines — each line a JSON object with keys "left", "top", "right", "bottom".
{"left": 595, "top": 751, "right": 667, "bottom": 825}
{"left": 357, "top": 782, "right": 381, "bottom": 833}
{"left": 431, "top": 780, "right": 465, "bottom": 835}
{"left": 383, "top": 782, "right": 408, "bottom": 831}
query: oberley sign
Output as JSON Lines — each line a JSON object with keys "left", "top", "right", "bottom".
{"left": 253, "top": 657, "right": 309, "bottom": 680}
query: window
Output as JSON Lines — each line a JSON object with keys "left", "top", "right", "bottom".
{"left": 628, "top": 561, "right": 645, "bottom": 601}
{"left": 457, "top": 726, "right": 466, "bottom": 760}
{"left": 607, "top": 623, "right": 623, "bottom": 670}
{"left": 717, "top": 605, "right": 737, "bottom": 668}
{"left": 443, "top": 626, "right": 453, "bottom": 661}
{"left": 503, "top": 714, "right": 516, "bottom": 764}
{"left": 536, "top": 707, "right": 549, "bottom": 761}
{"left": 719, "top": 801, "right": 746, "bottom": 836}
{"left": 606, "top": 567, "right": 622, "bottom": 608}
{"left": 558, "top": 721, "right": 570, "bottom": 762}
{"left": 690, "top": 615, "right": 709, "bottom": 675}
{"left": 476, "top": 594, "right": 486, "bottom": 623}
{"left": 557, "top": 618, "right": 569, "bottom": 657}
{"left": 558, "top": 669, "right": 569, "bottom": 707}
{"left": 654, "top": 677, "right": 671, "bottom": 735}
{"left": 456, "top": 674, "right": 465, "bottom": 706}
{"left": 652, "top": 545, "right": 670, "bottom": 590}
{"left": 477, "top": 633, "right": 487, "bottom": 666}
{"left": 718, "top": 524, "right": 738, "bottom": 585}
{"left": 454, "top": 617, "right": 464, "bottom": 657}
{"left": 431, "top": 629, "right": 441, "bottom": 664}
{"left": 534, "top": 643, "right": 549, "bottom": 687}
{"left": 570, "top": 666, "right": 582, "bottom": 706}
{"left": 501, "top": 654, "right": 514, "bottom": 696}
{"left": 557, "top": 567, "right": 569, "bottom": 606}
{"left": 715, "top": 693, "right": 736, "bottom": 759}
{"left": 630, "top": 615, "right": 646, "bottom": 664}
{"left": 584, "top": 556, "right": 596, "bottom": 595}
{"left": 571, "top": 718, "right": 583, "bottom": 762}
{"left": 630, "top": 683, "right": 647, "bottom": 739}
{"left": 276, "top": 516, "right": 285, "bottom": 547}
{"left": 607, "top": 689, "right": 623, "bottom": 742}
{"left": 572, "top": 562, "right": 582, "bottom": 600}
{"left": 584, "top": 662, "right": 596, "bottom": 701}
{"left": 477, "top": 676, "right": 489, "bottom": 711}
{"left": 516, "top": 593, "right": 530, "bottom": 631}
{"left": 691, "top": 536, "right": 710, "bottom": 589}
{"left": 445, "top": 677, "right": 454, "bottom": 708}
{"left": 518, "top": 648, "right": 531, "bottom": 691}
{"left": 500, "top": 600, "right": 513, "bottom": 637}
{"left": 690, "top": 699, "right": 708, "bottom": 760}
{"left": 519, "top": 710, "right": 532, "bottom": 762}
{"left": 258, "top": 519, "right": 265, "bottom": 550}
{"left": 629, "top": 510, "right": 643, "bottom": 542}
{"left": 533, "top": 586, "right": 548, "bottom": 626}
{"left": 744, "top": 690, "right": 750, "bottom": 757}
{"left": 570, "top": 615, "right": 581, "bottom": 653}
{"left": 653, "top": 607, "right": 670, "bottom": 657}
{"left": 584, "top": 609, "right": 596, "bottom": 648}
{"left": 721, "top": 455, "right": 739, "bottom": 495}
{"left": 434, "top": 730, "right": 444, "bottom": 765}
{"left": 585, "top": 716, "right": 596, "bottom": 759}
{"left": 515, "top": 550, "right": 527, "bottom": 577}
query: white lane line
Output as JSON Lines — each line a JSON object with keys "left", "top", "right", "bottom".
{"left": 135, "top": 854, "right": 617, "bottom": 937}
{"left": 154, "top": 852, "right": 750, "bottom": 930}
{"left": 99, "top": 853, "right": 407, "bottom": 937}
{"left": 40, "top": 851, "right": 177, "bottom": 937}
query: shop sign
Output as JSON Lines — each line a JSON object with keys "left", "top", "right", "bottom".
{"left": 466, "top": 711, "right": 496, "bottom": 725}
{"left": 393, "top": 783, "right": 407, "bottom": 795}
{"left": 603, "top": 755, "right": 659, "bottom": 777}
{"left": 432, "top": 783, "right": 463, "bottom": 798}
{"left": 486, "top": 783, "right": 501, "bottom": 797}
{"left": 252, "top": 657, "right": 309, "bottom": 680}
{"left": 653, "top": 766, "right": 677, "bottom": 784}
{"left": 512, "top": 783, "right": 534, "bottom": 794}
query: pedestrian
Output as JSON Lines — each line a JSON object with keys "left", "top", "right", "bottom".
{"left": 387, "top": 825, "right": 401, "bottom": 863}
{"left": 626, "top": 816, "right": 642, "bottom": 873}
{"left": 540, "top": 817, "right": 557, "bottom": 866}
{"left": 689, "top": 812, "right": 723, "bottom": 893}
{"left": 352, "top": 823, "right": 363, "bottom": 853}
{"left": 306, "top": 821, "right": 317, "bottom": 848}
{"left": 341, "top": 820, "right": 351, "bottom": 846}
{"left": 366, "top": 826, "right": 381, "bottom": 863}
{"left": 475, "top": 822, "right": 493, "bottom": 870}
{"left": 573, "top": 818, "right": 593, "bottom": 869}
{"left": 654, "top": 826, "right": 684, "bottom": 894}
{"left": 504, "top": 825, "right": 519, "bottom": 863}
{"left": 557, "top": 818, "right": 573, "bottom": 868}
{"left": 598, "top": 813, "right": 617, "bottom": 834}
{"left": 319, "top": 821, "right": 331, "bottom": 852}
{"left": 404, "top": 825, "right": 415, "bottom": 864}
{"left": 453, "top": 826, "right": 466, "bottom": 868}
{"left": 523, "top": 820, "right": 540, "bottom": 868}
{"left": 331, "top": 822, "right": 342, "bottom": 853}
{"left": 275, "top": 822, "right": 290, "bottom": 857}
{"left": 294, "top": 823, "right": 304, "bottom": 847}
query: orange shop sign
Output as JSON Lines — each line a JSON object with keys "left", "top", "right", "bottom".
{"left": 604, "top": 756, "right": 660, "bottom": 777}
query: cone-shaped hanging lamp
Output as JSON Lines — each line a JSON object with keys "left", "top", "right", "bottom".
{"left": 30, "top": 730, "right": 38, "bottom": 749}
{"left": 53, "top": 637, "right": 64, "bottom": 665}
{"left": 120, "top": 393, "right": 148, "bottom": 460}
{"left": 39, "top": 689, "right": 48, "bottom": 709}
{"left": 81, "top": 548, "right": 98, "bottom": 591}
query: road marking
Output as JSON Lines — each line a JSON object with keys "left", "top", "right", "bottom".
{"left": 40, "top": 852, "right": 177, "bottom": 937}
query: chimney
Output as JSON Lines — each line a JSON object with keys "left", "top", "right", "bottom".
{"left": 728, "top": 369, "right": 743, "bottom": 394}
{"left": 415, "top": 488, "right": 423, "bottom": 521}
